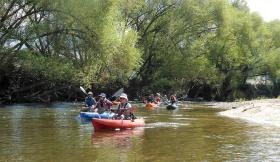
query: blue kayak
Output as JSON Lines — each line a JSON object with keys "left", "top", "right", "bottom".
{"left": 166, "top": 104, "right": 178, "bottom": 110}
{"left": 80, "top": 112, "right": 115, "bottom": 120}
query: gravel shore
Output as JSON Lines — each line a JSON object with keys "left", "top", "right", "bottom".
{"left": 207, "top": 99, "right": 280, "bottom": 127}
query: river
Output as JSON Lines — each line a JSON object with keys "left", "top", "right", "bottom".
{"left": 1, "top": 102, "right": 280, "bottom": 161}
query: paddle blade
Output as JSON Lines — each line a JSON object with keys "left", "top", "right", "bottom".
{"left": 111, "top": 88, "right": 124, "bottom": 98}
{"left": 80, "top": 86, "right": 87, "bottom": 95}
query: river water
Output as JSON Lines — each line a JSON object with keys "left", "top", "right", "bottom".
{"left": 0, "top": 102, "right": 280, "bottom": 162}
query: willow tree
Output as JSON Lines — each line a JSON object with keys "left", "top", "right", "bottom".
{"left": 153, "top": 0, "right": 223, "bottom": 97}
{"left": 120, "top": 0, "right": 226, "bottom": 97}
{"left": 258, "top": 21, "right": 280, "bottom": 96}
{"left": 0, "top": 0, "right": 141, "bottom": 102}
{"left": 205, "top": 0, "right": 273, "bottom": 100}
{"left": 53, "top": 0, "right": 142, "bottom": 89}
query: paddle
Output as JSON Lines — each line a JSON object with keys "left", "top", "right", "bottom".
{"left": 80, "top": 86, "right": 123, "bottom": 98}
{"left": 109, "top": 88, "right": 124, "bottom": 100}
{"left": 80, "top": 86, "right": 87, "bottom": 95}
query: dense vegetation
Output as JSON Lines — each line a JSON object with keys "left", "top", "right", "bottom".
{"left": 1, "top": 0, "right": 280, "bottom": 103}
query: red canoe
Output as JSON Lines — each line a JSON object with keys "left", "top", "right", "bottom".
{"left": 92, "top": 118, "right": 145, "bottom": 131}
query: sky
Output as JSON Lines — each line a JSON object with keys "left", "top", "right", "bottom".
{"left": 246, "top": 0, "right": 280, "bottom": 22}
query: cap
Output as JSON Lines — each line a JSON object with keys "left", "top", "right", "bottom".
{"left": 119, "top": 93, "right": 128, "bottom": 100}
{"left": 98, "top": 93, "right": 106, "bottom": 97}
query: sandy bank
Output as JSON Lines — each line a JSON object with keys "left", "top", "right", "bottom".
{"left": 209, "top": 99, "right": 280, "bottom": 127}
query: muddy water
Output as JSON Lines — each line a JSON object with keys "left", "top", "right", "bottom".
{"left": 0, "top": 102, "right": 280, "bottom": 161}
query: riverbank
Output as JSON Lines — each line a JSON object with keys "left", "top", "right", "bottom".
{"left": 206, "top": 99, "right": 280, "bottom": 127}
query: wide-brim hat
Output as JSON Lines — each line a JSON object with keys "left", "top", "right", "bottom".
{"left": 98, "top": 93, "right": 106, "bottom": 97}
{"left": 119, "top": 93, "right": 128, "bottom": 100}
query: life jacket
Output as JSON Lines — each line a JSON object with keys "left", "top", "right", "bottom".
{"left": 97, "top": 98, "right": 112, "bottom": 109}
{"left": 85, "top": 96, "right": 96, "bottom": 107}
{"left": 116, "top": 102, "right": 135, "bottom": 119}
{"left": 170, "top": 96, "right": 177, "bottom": 104}
{"left": 156, "top": 97, "right": 161, "bottom": 103}
{"left": 117, "top": 102, "right": 129, "bottom": 115}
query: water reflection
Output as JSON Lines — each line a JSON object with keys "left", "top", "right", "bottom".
{"left": 1, "top": 103, "right": 280, "bottom": 161}
{"left": 90, "top": 128, "right": 145, "bottom": 162}
{"left": 92, "top": 128, "right": 144, "bottom": 148}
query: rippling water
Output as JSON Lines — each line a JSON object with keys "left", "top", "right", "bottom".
{"left": 0, "top": 102, "right": 280, "bottom": 162}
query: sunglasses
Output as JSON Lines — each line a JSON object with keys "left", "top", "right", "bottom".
{"left": 120, "top": 97, "right": 126, "bottom": 100}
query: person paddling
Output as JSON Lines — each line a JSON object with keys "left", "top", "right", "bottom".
{"left": 162, "top": 94, "right": 169, "bottom": 104}
{"left": 147, "top": 94, "right": 156, "bottom": 103}
{"left": 155, "top": 93, "right": 161, "bottom": 104}
{"left": 170, "top": 95, "right": 177, "bottom": 105}
{"left": 113, "top": 93, "right": 136, "bottom": 120}
{"left": 84, "top": 91, "right": 96, "bottom": 112}
{"left": 93, "top": 93, "right": 112, "bottom": 113}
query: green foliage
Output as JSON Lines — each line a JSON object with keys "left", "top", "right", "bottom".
{"left": 1, "top": 0, "right": 280, "bottom": 102}
{"left": 57, "top": 0, "right": 142, "bottom": 87}
{"left": 261, "top": 48, "right": 280, "bottom": 80}
{"left": 268, "top": 20, "right": 280, "bottom": 48}
{"left": 19, "top": 51, "right": 79, "bottom": 82}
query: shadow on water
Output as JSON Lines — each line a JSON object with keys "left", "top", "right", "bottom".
{"left": 0, "top": 102, "right": 79, "bottom": 108}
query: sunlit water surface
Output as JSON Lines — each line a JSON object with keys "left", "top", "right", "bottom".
{"left": 1, "top": 102, "right": 280, "bottom": 162}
